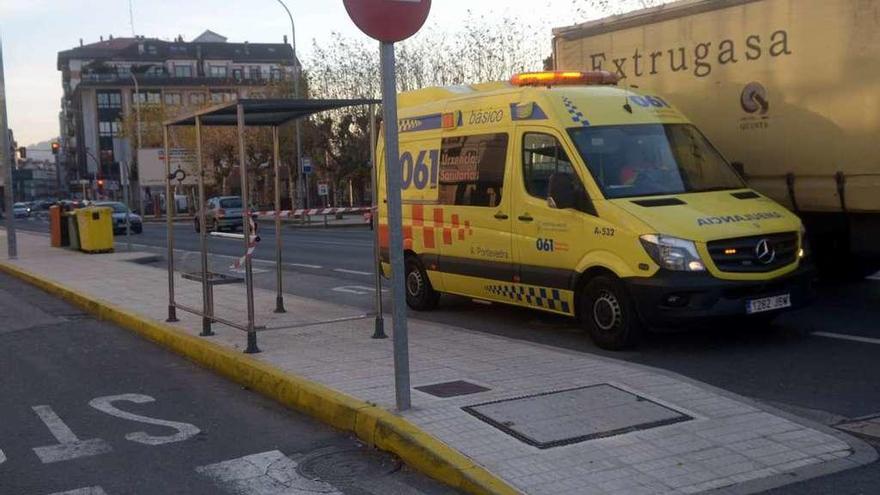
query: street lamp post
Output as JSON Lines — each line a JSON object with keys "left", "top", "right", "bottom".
{"left": 275, "top": 0, "right": 306, "bottom": 209}
{"left": 0, "top": 36, "right": 17, "bottom": 259}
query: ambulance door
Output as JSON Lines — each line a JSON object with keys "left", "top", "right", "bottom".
{"left": 510, "top": 129, "right": 589, "bottom": 316}
{"left": 435, "top": 132, "right": 514, "bottom": 299}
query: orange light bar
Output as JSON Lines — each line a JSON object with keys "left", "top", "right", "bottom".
{"left": 511, "top": 70, "right": 620, "bottom": 87}
{"left": 724, "top": 248, "right": 737, "bottom": 255}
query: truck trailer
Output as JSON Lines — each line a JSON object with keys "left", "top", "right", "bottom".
{"left": 553, "top": 0, "right": 880, "bottom": 276}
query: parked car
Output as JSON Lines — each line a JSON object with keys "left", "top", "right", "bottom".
{"left": 194, "top": 196, "right": 246, "bottom": 233}
{"left": 12, "top": 202, "right": 31, "bottom": 218}
{"left": 95, "top": 202, "right": 143, "bottom": 234}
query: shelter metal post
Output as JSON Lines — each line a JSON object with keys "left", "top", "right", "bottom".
{"left": 164, "top": 125, "right": 178, "bottom": 322}
{"left": 273, "top": 126, "right": 285, "bottom": 313}
{"left": 196, "top": 116, "right": 213, "bottom": 336}
{"left": 238, "top": 103, "right": 259, "bottom": 354}
{"left": 369, "top": 104, "right": 386, "bottom": 339}
{"left": 380, "top": 42, "right": 411, "bottom": 411}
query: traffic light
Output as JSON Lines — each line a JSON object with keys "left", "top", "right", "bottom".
{"left": 97, "top": 179, "right": 105, "bottom": 194}
{"left": 17, "top": 147, "right": 26, "bottom": 159}
{"left": 51, "top": 142, "right": 60, "bottom": 155}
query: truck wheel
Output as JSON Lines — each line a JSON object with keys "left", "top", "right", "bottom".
{"left": 405, "top": 256, "right": 439, "bottom": 311}
{"left": 580, "top": 275, "right": 642, "bottom": 350}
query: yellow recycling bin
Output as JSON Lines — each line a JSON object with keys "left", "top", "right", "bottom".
{"left": 75, "top": 207, "right": 114, "bottom": 253}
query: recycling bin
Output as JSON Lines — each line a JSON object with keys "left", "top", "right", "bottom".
{"left": 75, "top": 207, "right": 114, "bottom": 253}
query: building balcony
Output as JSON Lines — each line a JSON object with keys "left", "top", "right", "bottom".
{"left": 79, "top": 72, "right": 289, "bottom": 87}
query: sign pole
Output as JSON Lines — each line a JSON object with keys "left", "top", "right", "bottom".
{"left": 0, "top": 37, "right": 17, "bottom": 259}
{"left": 380, "top": 41, "right": 411, "bottom": 411}
{"left": 370, "top": 104, "right": 386, "bottom": 340}
{"left": 122, "top": 161, "right": 132, "bottom": 252}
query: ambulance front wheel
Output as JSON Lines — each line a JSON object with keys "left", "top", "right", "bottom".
{"left": 405, "top": 256, "right": 440, "bottom": 311}
{"left": 581, "top": 275, "right": 642, "bottom": 350}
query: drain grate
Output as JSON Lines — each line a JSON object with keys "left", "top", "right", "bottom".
{"left": 296, "top": 448, "right": 401, "bottom": 486}
{"left": 415, "top": 380, "right": 491, "bottom": 398}
{"left": 463, "top": 384, "right": 692, "bottom": 449}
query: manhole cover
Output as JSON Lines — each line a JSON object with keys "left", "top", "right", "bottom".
{"left": 415, "top": 380, "right": 490, "bottom": 398}
{"left": 463, "top": 384, "right": 692, "bottom": 449}
{"left": 297, "top": 448, "right": 401, "bottom": 485}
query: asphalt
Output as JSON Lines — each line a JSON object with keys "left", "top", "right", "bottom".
{"left": 9, "top": 217, "right": 880, "bottom": 493}
{"left": 0, "top": 269, "right": 457, "bottom": 495}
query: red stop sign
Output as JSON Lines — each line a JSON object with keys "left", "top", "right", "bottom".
{"left": 343, "top": 0, "right": 432, "bottom": 43}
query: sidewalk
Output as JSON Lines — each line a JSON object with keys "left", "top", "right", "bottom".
{"left": 0, "top": 230, "right": 874, "bottom": 495}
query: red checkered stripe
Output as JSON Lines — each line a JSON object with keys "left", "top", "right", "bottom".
{"left": 379, "top": 205, "right": 474, "bottom": 253}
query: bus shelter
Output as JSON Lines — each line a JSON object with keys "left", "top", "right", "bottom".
{"left": 163, "top": 98, "right": 381, "bottom": 353}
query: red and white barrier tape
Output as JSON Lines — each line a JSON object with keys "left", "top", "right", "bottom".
{"left": 253, "top": 207, "right": 373, "bottom": 218}
{"left": 233, "top": 216, "right": 260, "bottom": 270}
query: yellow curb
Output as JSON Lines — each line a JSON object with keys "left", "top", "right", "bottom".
{"left": 0, "top": 261, "right": 523, "bottom": 495}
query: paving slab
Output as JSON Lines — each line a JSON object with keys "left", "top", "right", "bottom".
{"left": 1, "top": 230, "right": 875, "bottom": 495}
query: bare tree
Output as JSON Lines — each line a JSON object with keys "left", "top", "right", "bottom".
{"left": 572, "top": 0, "right": 666, "bottom": 18}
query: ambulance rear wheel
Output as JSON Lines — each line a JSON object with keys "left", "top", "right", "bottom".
{"left": 405, "top": 256, "right": 439, "bottom": 311}
{"left": 581, "top": 275, "right": 642, "bottom": 350}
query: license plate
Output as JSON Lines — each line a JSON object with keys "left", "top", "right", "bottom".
{"left": 746, "top": 294, "right": 791, "bottom": 314}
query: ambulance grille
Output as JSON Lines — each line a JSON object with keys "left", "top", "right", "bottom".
{"left": 708, "top": 232, "right": 798, "bottom": 273}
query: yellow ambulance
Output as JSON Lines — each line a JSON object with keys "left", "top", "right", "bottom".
{"left": 377, "top": 71, "right": 813, "bottom": 349}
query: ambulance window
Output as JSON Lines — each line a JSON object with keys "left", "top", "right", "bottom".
{"left": 522, "top": 133, "right": 578, "bottom": 200}
{"left": 438, "top": 133, "right": 509, "bottom": 207}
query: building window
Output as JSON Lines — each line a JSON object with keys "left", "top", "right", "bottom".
{"left": 190, "top": 93, "right": 206, "bottom": 105}
{"left": 209, "top": 65, "right": 228, "bottom": 77}
{"left": 232, "top": 68, "right": 243, "bottom": 81}
{"left": 146, "top": 45, "right": 158, "bottom": 55}
{"left": 270, "top": 68, "right": 283, "bottom": 81}
{"left": 174, "top": 65, "right": 192, "bottom": 78}
{"left": 249, "top": 66, "right": 261, "bottom": 80}
{"left": 164, "top": 93, "right": 182, "bottom": 106}
{"left": 133, "top": 91, "right": 161, "bottom": 105}
{"left": 99, "top": 121, "right": 122, "bottom": 137}
{"left": 210, "top": 91, "right": 237, "bottom": 103}
{"left": 97, "top": 91, "right": 122, "bottom": 109}
{"left": 438, "top": 133, "right": 509, "bottom": 207}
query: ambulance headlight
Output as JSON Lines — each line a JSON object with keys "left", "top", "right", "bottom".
{"left": 639, "top": 234, "right": 706, "bottom": 272}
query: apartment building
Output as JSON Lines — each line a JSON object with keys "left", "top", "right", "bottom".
{"left": 57, "top": 30, "right": 298, "bottom": 192}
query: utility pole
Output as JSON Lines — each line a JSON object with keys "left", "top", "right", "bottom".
{"left": 0, "top": 35, "right": 17, "bottom": 259}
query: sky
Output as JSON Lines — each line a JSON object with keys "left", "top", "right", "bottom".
{"left": 0, "top": 0, "right": 596, "bottom": 147}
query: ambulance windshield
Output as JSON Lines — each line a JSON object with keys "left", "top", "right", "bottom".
{"left": 569, "top": 124, "right": 744, "bottom": 199}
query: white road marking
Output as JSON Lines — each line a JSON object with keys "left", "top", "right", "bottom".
{"left": 31, "top": 405, "right": 112, "bottom": 464}
{"left": 228, "top": 266, "right": 269, "bottom": 275}
{"left": 868, "top": 271, "right": 880, "bottom": 281}
{"left": 813, "top": 332, "right": 880, "bottom": 345}
{"left": 333, "top": 268, "right": 372, "bottom": 276}
{"left": 331, "top": 285, "right": 388, "bottom": 295}
{"left": 0, "top": 448, "right": 5, "bottom": 464}
{"left": 196, "top": 450, "right": 341, "bottom": 494}
{"left": 89, "top": 394, "right": 200, "bottom": 446}
{"left": 288, "top": 263, "right": 323, "bottom": 269}
{"left": 47, "top": 487, "right": 108, "bottom": 495}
